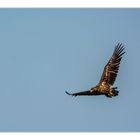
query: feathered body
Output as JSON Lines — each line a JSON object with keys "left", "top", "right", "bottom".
{"left": 66, "top": 43, "right": 125, "bottom": 98}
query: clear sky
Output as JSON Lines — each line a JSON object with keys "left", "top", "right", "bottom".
{"left": 0, "top": 9, "right": 139, "bottom": 132}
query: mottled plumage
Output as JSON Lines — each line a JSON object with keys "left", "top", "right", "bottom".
{"left": 66, "top": 43, "right": 125, "bottom": 98}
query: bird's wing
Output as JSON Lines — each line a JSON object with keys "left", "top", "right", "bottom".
{"left": 98, "top": 43, "right": 125, "bottom": 86}
{"left": 65, "top": 90, "right": 91, "bottom": 96}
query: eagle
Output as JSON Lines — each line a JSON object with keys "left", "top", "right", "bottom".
{"left": 65, "top": 43, "right": 125, "bottom": 98}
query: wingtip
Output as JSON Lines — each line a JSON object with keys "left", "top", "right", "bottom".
{"left": 115, "top": 43, "right": 125, "bottom": 55}
{"left": 65, "top": 91, "right": 71, "bottom": 95}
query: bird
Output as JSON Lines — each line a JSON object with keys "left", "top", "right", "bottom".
{"left": 65, "top": 43, "right": 125, "bottom": 98}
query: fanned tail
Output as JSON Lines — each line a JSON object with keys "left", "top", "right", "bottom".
{"left": 113, "top": 89, "right": 119, "bottom": 96}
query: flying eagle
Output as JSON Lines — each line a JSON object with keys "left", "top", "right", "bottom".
{"left": 65, "top": 43, "right": 125, "bottom": 98}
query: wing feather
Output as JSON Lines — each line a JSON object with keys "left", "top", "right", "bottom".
{"left": 99, "top": 43, "right": 125, "bottom": 86}
{"left": 65, "top": 90, "right": 91, "bottom": 96}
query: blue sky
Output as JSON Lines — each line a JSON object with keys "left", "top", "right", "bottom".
{"left": 0, "top": 9, "right": 139, "bottom": 132}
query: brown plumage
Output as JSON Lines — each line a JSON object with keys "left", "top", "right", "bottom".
{"left": 66, "top": 43, "right": 125, "bottom": 98}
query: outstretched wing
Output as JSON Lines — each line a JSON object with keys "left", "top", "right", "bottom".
{"left": 99, "top": 43, "right": 125, "bottom": 86}
{"left": 65, "top": 90, "right": 91, "bottom": 96}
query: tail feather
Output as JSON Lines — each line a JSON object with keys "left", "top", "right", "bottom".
{"left": 113, "top": 89, "right": 119, "bottom": 96}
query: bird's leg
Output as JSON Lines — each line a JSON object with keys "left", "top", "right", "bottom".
{"left": 105, "top": 93, "right": 112, "bottom": 98}
{"left": 106, "top": 89, "right": 114, "bottom": 98}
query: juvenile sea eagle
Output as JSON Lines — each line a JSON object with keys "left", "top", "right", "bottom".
{"left": 65, "top": 43, "right": 125, "bottom": 98}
